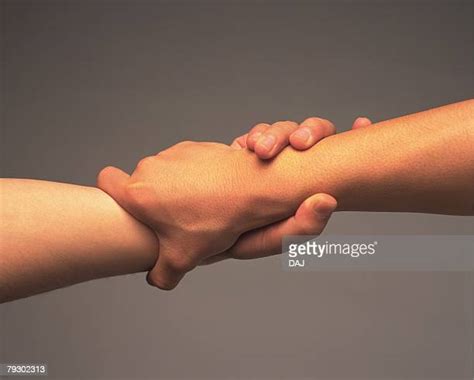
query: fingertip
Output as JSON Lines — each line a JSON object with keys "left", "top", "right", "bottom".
{"left": 246, "top": 123, "right": 270, "bottom": 151}
{"left": 254, "top": 134, "right": 278, "bottom": 159}
{"left": 146, "top": 273, "right": 176, "bottom": 291}
{"left": 146, "top": 247, "right": 192, "bottom": 291}
{"left": 97, "top": 165, "right": 116, "bottom": 186}
{"left": 97, "top": 166, "right": 129, "bottom": 191}
{"left": 352, "top": 116, "right": 372, "bottom": 129}
{"left": 300, "top": 117, "right": 335, "bottom": 132}
{"left": 310, "top": 193, "right": 338, "bottom": 217}
{"left": 290, "top": 193, "right": 337, "bottom": 235}
{"left": 146, "top": 265, "right": 179, "bottom": 291}
{"left": 290, "top": 117, "right": 336, "bottom": 150}
{"left": 289, "top": 127, "right": 313, "bottom": 150}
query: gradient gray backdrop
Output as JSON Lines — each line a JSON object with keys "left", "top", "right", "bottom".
{"left": 1, "top": 1, "right": 473, "bottom": 379}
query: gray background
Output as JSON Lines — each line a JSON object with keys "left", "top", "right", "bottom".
{"left": 1, "top": 0, "right": 473, "bottom": 379}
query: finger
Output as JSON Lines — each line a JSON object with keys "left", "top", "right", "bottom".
{"left": 289, "top": 117, "right": 336, "bottom": 151}
{"left": 254, "top": 121, "right": 299, "bottom": 159}
{"left": 246, "top": 123, "right": 270, "bottom": 151}
{"left": 146, "top": 244, "right": 195, "bottom": 290}
{"left": 209, "top": 193, "right": 337, "bottom": 262}
{"left": 200, "top": 252, "right": 229, "bottom": 265}
{"left": 146, "top": 256, "right": 185, "bottom": 290}
{"left": 352, "top": 116, "right": 372, "bottom": 129}
{"left": 96, "top": 166, "right": 131, "bottom": 207}
{"left": 230, "top": 133, "right": 249, "bottom": 149}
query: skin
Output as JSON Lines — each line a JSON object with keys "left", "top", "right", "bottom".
{"left": 0, "top": 180, "right": 158, "bottom": 302}
{"left": 0, "top": 116, "right": 345, "bottom": 302}
{"left": 202, "top": 116, "right": 372, "bottom": 265}
{"left": 2, "top": 100, "right": 473, "bottom": 299}
{"left": 98, "top": 100, "right": 474, "bottom": 290}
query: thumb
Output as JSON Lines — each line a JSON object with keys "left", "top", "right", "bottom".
{"left": 97, "top": 166, "right": 131, "bottom": 207}
{"left": 294, "top": 193, "right": 338, "bottom": 225}
{"left": 210, "top": 193, "right": 337, "bottom": 262}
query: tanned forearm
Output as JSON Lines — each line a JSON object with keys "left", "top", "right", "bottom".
{"left": 2, "top": 101, "right": 472, "bottom": 300}
{"left": 0, "top": 179, "right": 158, "bottom": 302}
{"left": 245, "top": 100, "right": 474, "bottom": 216}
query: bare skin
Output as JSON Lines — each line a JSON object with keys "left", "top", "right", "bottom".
{"left": 2, "top": 100, "right": 473, "bottom": 299}
{"left": 203, "top": 116, "right": 372, "bottom": 265}
{"left": 98, "top": 100, "right": 474, "bottom": 290}
{"left": 1, "top": 116, "right": 349, "bottom": 302}
{"left": 0, "top": 180, "right": 158, "bottom": 302}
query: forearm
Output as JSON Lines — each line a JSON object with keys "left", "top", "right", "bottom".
{"left": 246, "top": 100, "right": 474, "bottom": 217}
{"left": 0, "top": 179, "right": 158, "bottom": 302}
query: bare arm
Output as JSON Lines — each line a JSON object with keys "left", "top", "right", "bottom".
{"left": 0, "top": 179, "right": 158, "bottom": 302}
{"left": 97, "top": 100, "right": 474, "bottom": 289}
{"left": 250, "top": 99, "right": 474, "bottom": 216}
{"left": 2, "top": 100, "right": 472, "bottom": 297}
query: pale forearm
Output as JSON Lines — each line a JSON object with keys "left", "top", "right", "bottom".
{"left": 248, "top": 100, "right": 474, "bottom": 216}
{"left": 0, "top": 179, "right": 158, "bottom": 302}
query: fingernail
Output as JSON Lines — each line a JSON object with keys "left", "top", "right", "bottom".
{"left": 292, "top": 128, "right": 311, "bottom": 142}
{"left": 313, "top": 200, "right": 336, "bottom": 217}
{"left": 249, "top": 132, "right": 262, "bottom": 144}
{"left": 257, "top": 134, "right": 276, "bottom": 150}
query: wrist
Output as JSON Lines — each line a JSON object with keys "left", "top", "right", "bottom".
{"left": 246, "top": 136, "right": 355, "bottom": 213}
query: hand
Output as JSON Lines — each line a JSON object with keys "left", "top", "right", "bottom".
{"left": 204, "top": 116, "right": 372, "bottom": 264}
{"left": 97, "top": 141, "right": 292, "bottom": 290}
{"left": 98, "top": 116, "right": 372, "bottom": 289}
{"left": 232, "top": 116, "right": 372, "bottom": 157}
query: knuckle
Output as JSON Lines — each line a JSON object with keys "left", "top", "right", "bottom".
{"left": 135, "top": 156, "right": 155, "bottom": 171}
{"left": 253, "top": 122, "right": 270, "bottom": 129}
{"left": 303, "top": 117, "right": 335, "bottom": 130}
{"left": 272, "top": 120, "right": 298, "bottom": 130}
{"left": 302, "top": 117, "right": 325, "bottom": 126}
{"left": 225, "top": 248, "right": 238, "bottom": 260}
{"left": 250, "top": 123, "right": 270, "bottom": 134}
{"left": 258, "top": 229, "right": 269, "bottom": 253}
{"left": 162, "top": 141, "right": 194, "bottom": 155}
{"left": 257, "top": 231, "right": 280, "bottom": 257}
{"left": 123, "top": 181, "right": 153, "bottom": 212}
